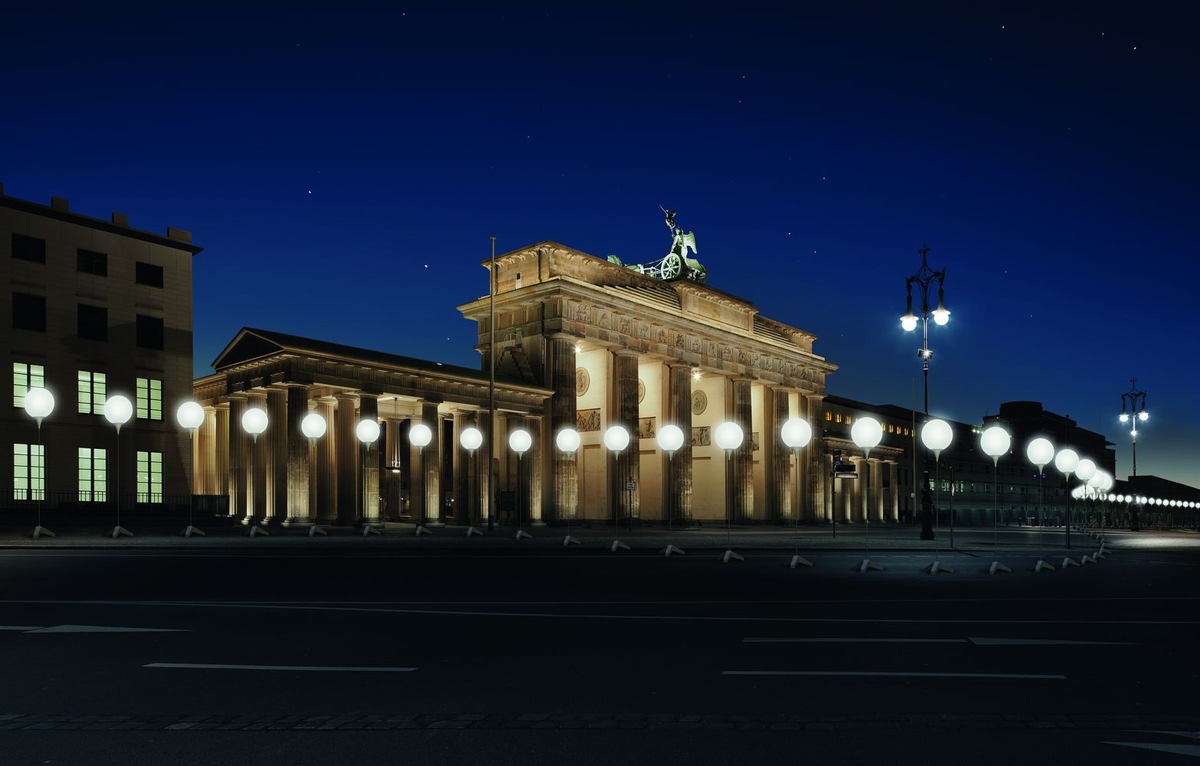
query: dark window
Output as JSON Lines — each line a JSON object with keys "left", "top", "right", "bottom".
{"left": 136, "top": 314, "right": 164, "bottom": 350}
{"left": 77, "top": 304, "right": 108, "bottom": 341}
{"left": 12, "top": 292, "right": 46, "bottom": 332}
{"left": 12, "top": 233, "right": 46, "bottom": 263}
{"left": 135, "top": 261, "right": 164, "bottom": 288}
{"left": 77, "top": 248, "right": 107, "bottom": 276}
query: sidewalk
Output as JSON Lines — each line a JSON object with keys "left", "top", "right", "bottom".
{"left": 0, "top": 518, "right": 1124, "bottom": 553}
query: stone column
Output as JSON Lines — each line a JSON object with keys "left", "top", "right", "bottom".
{"left": 666, "top": 363, "right": 693, "bottom": 524}
{"left": 360, "top": 394, "right": 381, "bottom": 525}
{"left": 612, "top": 349, "right": 640, "bottom": 523}
{"left": 267, "top": 387, "right": 288, "bottom": 523}
{"left": 527, "top": 415, "right": 544, "bottom": 524}
{"left": 315, "top": 398, "right": 337, "bottom": 523}
{"left": 248, "top": 393, "right": 268, "bottom": 522}
{"left": 806, "top": 394, "right": 827, "bottom": 524}
{"left": 226, "top": 396, "right": 246, "bottom": 519}
{"left": 770, "top": 387, "right": 790, "bottom": 522}
{"left": 285, "top": 385, "right": 312, "bottom": 525}
{"left": 731, "top": 377, "right": 754, "bottom": 524}
{"left": 889, "top": 461, "right": 900, "bottom": 522}
{"left": 335, "top": 393, "right": 358, "bottom": 525}
{"left": 549, "top": 334, "right": 579, "bottom": 524}
{"left": 420, "top": 400, "right": 442, "bottom": 526}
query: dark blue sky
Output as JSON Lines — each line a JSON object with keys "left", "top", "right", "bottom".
{"left": 5, "top": 3, "right": 1197, "bottom": 487}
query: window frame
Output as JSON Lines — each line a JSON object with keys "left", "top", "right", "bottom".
{"left": 77, "top": 370, "right": 107, "bottom": 415}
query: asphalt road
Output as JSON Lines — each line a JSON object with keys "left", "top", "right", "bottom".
{"left": 1, "top": 528, "right": 1197, "bottom": 765}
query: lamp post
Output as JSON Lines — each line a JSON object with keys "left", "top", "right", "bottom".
{"left": 555, "top": 427, "right": 581, "bottom": 546}
{"left": 23, "top": 386, "right": 55, "bottom": 539}
{"left": 103, "top": 394, "right": 134, "bottom": 539}
{"left": 920, "top": 418, "right": 954, "bottom": 574}
{"left": 301, "top": 412, "right": 328, "bottom": 536}
{"left": 240, "top": 405, "right": 268, "bottom": 537}
{"left": 781, "top": 417, "right": 813, "bottom": 569}
{"left": 1118, "top": 377, "right": 1149, "bottom": 481}
{"left": 603, "top": 425, "right": 631, "bottom": 552}
{"left": 980, "top": 424, "right": 1011, "bottom": 574}
{"left": 714, "top": 420, "right": 744, "bottom": 564}
{"left": 900, "top": 244, "right": 949, "bottom": 541}
{"left": 357, "top": 418, "right": 382, "bottom": 536}
{"left": 176, "top": 401, "right": 206, "bottom": 537}
{"left": 1075, "top": 457, "right": 1096, "bottom": 535}
{"left": 410, "top": 422, "right": 433, "bottom": 536}
{"left": 1025, "top": 436, "right": 1055, "bottom": 572}
{"left": 461, "top": 425, "right": 484, "bottom": 537}
{"left": 852, "top": 416, "right": 884, "bottom": 573}
{"left": 509, "top": 428, "right": 533, "bottom": 540}
{"left": 656, "top": 424, "right": 686, "bottom": 557}
{"left": 1053, "top": 448, "right": 1079, "bottom": 557}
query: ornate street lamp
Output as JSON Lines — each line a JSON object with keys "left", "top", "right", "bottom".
{"left": 23, "top": 386, "right": 55, "bottom": 539}
{"left": 920, "top": 418, "right": 954, "bottom": 574}
{"left": 852, "top": 416, "right": 883, "bottom": 573}
{"left": 1118, "top": 377, "right": 1149, "bottom": 481}
{"left": 714, "top": 421, "right": 745, "bottom": 563}
{"left": 104, "top": 394, "right": 135, "bottom": 539}
{"left": 176, "top": 401, "right": 206, "bottom": 538}
{"left": 780, "top": 417, "right": 813, "bottom": 569}
{"left": 509, "top": 428, "right": 533, "bottom": 540}
{"left": 461, "top": 425, "right": 484, "bottom": 537}
{"left": 603, "top": 425, "right": 631, "bottom": 552}
{"left": 901, "top": 244, "right": 949, "bottom": 540}
{"left": 555, "top": 427, "right": 581, "bottom": 546}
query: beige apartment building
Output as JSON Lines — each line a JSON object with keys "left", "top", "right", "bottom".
{"left": 2, "top": 184, "right": 201, "bottom": 517}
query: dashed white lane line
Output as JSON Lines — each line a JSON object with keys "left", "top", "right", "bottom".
{"left": 144, "top": 663, "right": 416, "bottom": 672}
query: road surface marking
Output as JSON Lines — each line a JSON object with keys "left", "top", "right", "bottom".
{"left": 1103, "top": 742, "right": 1200, "bottom": 757}
{"left": 745, "top": 637, "right": 967, "bottom": 644}
{"left": 25, "top": 624, "right": 189, "bottom": 633}
{"left": 967, "top": 637, "right": 1133, "bottom": 646}
{"left": 723, "top": 670, "right": 1067, "bottom": 680}
{"left": 144, "top": 663, "right": 416, "bottom": 672}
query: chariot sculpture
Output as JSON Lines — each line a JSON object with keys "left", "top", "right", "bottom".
{"left": 607, "top": 207, "right": 708, "bottom": 283}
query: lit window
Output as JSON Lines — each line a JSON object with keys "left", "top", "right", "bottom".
{"left": 78, "top": 447, "right": 107, "bottom": 502}
{"left": 835, "top": 413, "right": 842, "bottom": 423}
{"left": 13, "top": 362, "right": 45, "bottom": 408}
{"left": 13, "top": 443, "right": 45, "bottom": 501}
{"left": 136, "top": 377, "right": 162, "bottom": 420}
{"left": 825, "top": 412, "right": 832, "bottom": 422}
{"left": 136, "top": 450, "right": 162, "bottom": 503}
{"left": 78, "top": 371, "right": 107, "bottom": 414}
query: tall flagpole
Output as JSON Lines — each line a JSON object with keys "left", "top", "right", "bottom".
{"left": 487, "top": 236, "right": 496, "bottom": 533}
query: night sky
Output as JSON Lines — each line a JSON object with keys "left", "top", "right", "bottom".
{"left": 4, "top": 4, "right": 1196, "bottom": 487}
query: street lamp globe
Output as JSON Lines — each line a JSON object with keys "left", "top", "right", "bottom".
{"left": 920, "top": 418, "right": 953, "bottom": 459}
{"left": 461, "top": 426, "right": 484, "bottom": 452}
{"left": 104, "top": 395, "right": 134, "bottom": 431}
{"left": 980, "top": 425, "right": 1011, "bottom": 465}
{"left": 508, "top": 428, "right": 532, "bottom": 456}
{"left": 656, "top": 424, "right": 685, "bottom": 455}
{"left": 355, "top": 419, "right": 380, "bottom": 445}
{"left": 301, "top": 413, "right": 327, "bottom": 440}
{"left": 714, "top": 421, "right": 743, "bottom": 452}
{"left": 409, "top": 423, "right": 433, "bottom": 449}
{"left": 176, "top": 401, "right": 204, "bottom": 431}
{"left": 851, "top": 416, "right": 884, "bottom": 459}
{"left": 603, "top": 425, "right": 630, "bottom": 454}
{"left": 1025, "top": 437, "right": 1054, "bottom": 471}
{"left": 780, "top": 417, "right": 813, "bottom": 450}
{"left": 24, "top": 387, "right": 55, "bottom": 425}
{"left": 240, "top": 406, "right": 267, "bottom": 440}
{"left": 1075, "top": 458, "right": 1096, "bottom": 484}
{"left": 1054, "top": 448, "right": 1079, "bottom": 477}
{"left": 554, "top": 427, "right": 579, "bottom": 455}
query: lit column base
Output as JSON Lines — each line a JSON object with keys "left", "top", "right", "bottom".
{"left": 31, "top": 526, "right": 55, "bottom": 539}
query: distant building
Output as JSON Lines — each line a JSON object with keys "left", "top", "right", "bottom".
{"left": 1, "top": 184, "right": 202, "bottom": 517}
